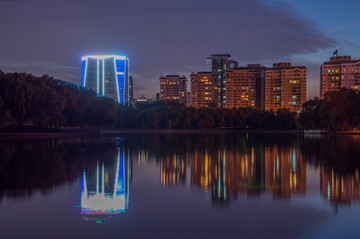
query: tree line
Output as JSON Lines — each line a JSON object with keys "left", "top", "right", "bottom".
{"left": 0, "top": 70, "right": 117, "bottom": 130}
{"left": 2, "top": 70, "right": 359, "bottom": 131}
{"left": 298, "top": 88, "right": 360, "bottom": 130}
{"left": 0, "top": 71, "right": 298, "bottom": 131}
{"left": 117, "top": 101, "right": 297, "bottom": 130}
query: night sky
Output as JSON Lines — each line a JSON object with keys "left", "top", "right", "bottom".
{"left": 1, "top": 0, "right": 359, "bottom": 99}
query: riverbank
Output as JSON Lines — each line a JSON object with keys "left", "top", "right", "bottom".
{"left": 0, "top": 130, "right": 95, "bottom": 139}
{"left": 102, "top": 129, "right": 360, "bottom": 135}
{"left": 1, "top": 128, "right": 360, "bottom": 139}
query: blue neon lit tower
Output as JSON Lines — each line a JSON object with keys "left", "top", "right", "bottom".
{"left": 81, "top": 55, "right": 130, "bottom": 105}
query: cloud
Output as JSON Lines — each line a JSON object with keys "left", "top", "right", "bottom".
{"left": 329, "top": 21, "right": 360, "bottom": 31}
{"left": 0, "top": 61, "right": 79, "bottom": 82}
{"left": 0, "top": 0, "right": 336, "bottom": 98}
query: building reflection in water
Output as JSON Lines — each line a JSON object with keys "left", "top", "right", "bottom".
{"left": 321, "top": 167, "right": 360, "bottom": 207}
{"left": 265, "top": 146, "right": 306, "bottom": 197}
{"left": 212, "top": 149, "right": 227, "bottom": 203}
{"left": 81, "top": 148, "right": 130, "bottom": 222}
{"left": 160, "top": 154, "right": 186, "bottom": 185}
{"left": 191, "top": 150, "right": 210, "bottom": 191}
{"left": 211, "top": 146, "right": 266, "bottom": 203}
{"left": 187, "top": 144, "right": 306, "bottom": 204}
{"left": 137, "top": 149, "right": 150, "bottom": 165}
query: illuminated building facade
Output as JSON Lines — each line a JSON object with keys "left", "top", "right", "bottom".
{"left": 190, "top": 72, "right": 219, "bottom": 108}
{"left": 205, "top": 54, "right": 238, "bottom": 107}
{"left": 225, "top": 64, "right": 265, "bottom": 109}
{"left": 81, "top": 55, "right": 130, "bottom": 105}
{"left": 159, "top": 75, "right": 187, "bottom": 104}
{"left": 320, "top": 56, "right": 360, "bottom": 98}
{"left": 81, "top": 149, "right": 130, "bottom": 221}
{"left": 264, "top": 63, "right": 307, "bottom": 113}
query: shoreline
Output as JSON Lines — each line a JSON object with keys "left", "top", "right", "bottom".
{"left": 0, "top": 131, "right": 95, "bottom": 139}
{"left": 101, "top": 129, "right": 360, "bottom": 135}
{"left": 1, "top": 129, "right": 360, "bottom": 139}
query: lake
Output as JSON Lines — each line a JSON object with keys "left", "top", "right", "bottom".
{"left": 1, "top": 133, "right": 360, "bottom": 239}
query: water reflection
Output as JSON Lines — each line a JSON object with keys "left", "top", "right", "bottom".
{"left": 264, "top": 146, "right": 306, "bottom": 197}
{"left": 186, "top": 144, "right": 306, "bottom": 204}
{"left": 81, "top": 149, "right": 130, "bottom": 222}
{"left": 321, "top": 167, "right": 360, "bottom": 206}
{"left": 1, "top": 134, "right": 360, "bottom": 212}
{"left": 0, "top": 137, "right": 93, "bottom": 200}
{"left": 3, "top": 134, "right": 360, "bottom": 238}
{"left": 121, "top": 134, "right": 359, "bottom": 206}
{"left": 160, "top": 154, "right": 186, "bottom": 185}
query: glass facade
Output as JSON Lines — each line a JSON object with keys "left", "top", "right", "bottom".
{"left": 81, "top": 60, "right": 86, "bottom": 87}
{"left": 81, "top": 55, "right": 130, "bottom": 105}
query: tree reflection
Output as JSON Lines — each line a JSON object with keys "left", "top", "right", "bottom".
{"left": 1, "top": 133, "right": 360, "bottom": 208}
{"left": 0, "top": 137, "right": 124, "bottom": 201}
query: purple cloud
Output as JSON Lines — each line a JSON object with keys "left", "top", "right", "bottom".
{"left": 0, "top": 0, "right": 336, "bottom": 98}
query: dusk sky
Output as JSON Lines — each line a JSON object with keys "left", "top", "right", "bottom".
{"left": 1, "top": 0, "right": 359, "bottom": 99}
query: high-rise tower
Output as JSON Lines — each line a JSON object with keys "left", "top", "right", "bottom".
{"left": 320, "top": 56, "right": 360, "bottom": 98}
{"left": 205, "top": 54, "right": 238, "bottom": 107}
{"left": 159, "top": 75, "right": 187, "bottom": 104}
{"left": 190, "top": 72, "right": 219, "bottom": 108}
{"left": 81, "top": 55, "right": 130, "bottom": 105}
{"left": 225, "top": 64, "right": 266, "bottom": 109}
{"left": 264, "top": 63, "right": 307, "bottom": 113}
{"left": 129, "top": 76, "right": 134, "bottom": 104}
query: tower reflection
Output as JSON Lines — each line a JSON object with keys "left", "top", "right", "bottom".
{"left": 81, "top": 148, "right": 130, "bottom": 222}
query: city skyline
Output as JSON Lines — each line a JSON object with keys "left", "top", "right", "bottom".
{"left": 1, "top": 0, "right": 359, "bottom": 99}
{"left": 2, "top": 0, "right": 360, "bottom": 236}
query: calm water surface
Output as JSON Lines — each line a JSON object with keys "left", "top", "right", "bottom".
{"left": 1, "top": 133, "right": 360, "bottom": 239}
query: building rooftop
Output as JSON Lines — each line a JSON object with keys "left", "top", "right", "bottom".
{"left": 322, "top": 56, "right": 360, "bottom": 65}
{"left": 227, "top": 64, "right": 266, "bottom": 71}
{"left": 190, "top": 72, "right": 219, "bottom": 76}
{"left": 81, "top": 55, "right": 128, "bottom": 60}
{"left": 210, "top": 54, "right": 231, "bottom": 58}
{"left": 266, "top": 62, "right": 306, "bottom": 70}
{"left": 159, "top": 75, "right": 187, "bottom": 79}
